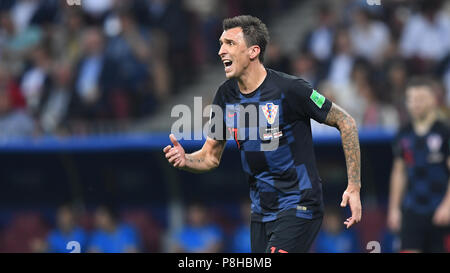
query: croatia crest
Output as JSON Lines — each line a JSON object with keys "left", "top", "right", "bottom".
{"left": 262, "top": 103, "right": 278, "bottom": 125}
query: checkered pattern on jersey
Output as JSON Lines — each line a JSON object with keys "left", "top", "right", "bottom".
{"left": 394, "top": 122, "right": 450, "bottom": 215}
{"left": 209, "top": 69, "right": 332, "bottom": 222}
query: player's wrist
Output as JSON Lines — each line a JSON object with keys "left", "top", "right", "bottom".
{"left": 346, "top": 182, "right": 361, "bottom": 193}
{"left": 388, "top": 205, "right": 401, "bottom": 213}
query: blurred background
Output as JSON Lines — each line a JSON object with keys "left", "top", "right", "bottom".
{"left": 0, "top": 0, "right": 449, "bottom": 253}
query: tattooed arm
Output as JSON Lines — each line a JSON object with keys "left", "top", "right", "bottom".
{"left": 163, "top": 134, "right": 227, "bottom": 173}
{"left": 324, "top": 103, "right": 362, "bottom": 228}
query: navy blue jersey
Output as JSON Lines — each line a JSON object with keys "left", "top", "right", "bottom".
{"left": 393, "top": 120, "right": 450, "bottom": 215}
{"left": 208, "top": 68, "right": 332, "bottom": 222}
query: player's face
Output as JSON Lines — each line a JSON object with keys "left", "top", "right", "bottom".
{"left": 57, "top": 207, "right": 74, "bottom": 230}
{"left": 406, "top": 86, "right": 436, "bottom": 120}
{"left": 218, "top": 27, "right": 252, "bottom": 79}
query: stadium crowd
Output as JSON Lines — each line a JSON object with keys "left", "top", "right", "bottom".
{"left": 0, "top": 0, "right": 449, "bottom": 139}
{"left": 0, "top": 0, "right": 295, "bottom": 138}
{"left": 287, "top": 0, "right": 450, "bottom": 131}
{"left": 0, "top": 0, "right": 450, "bottom": 138}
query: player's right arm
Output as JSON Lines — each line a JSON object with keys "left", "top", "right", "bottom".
{"left": 387, "top": 157, "right": 407, "bottom": 232}
{"left": 163, "top": 134, "right": 227, "bottom": 173}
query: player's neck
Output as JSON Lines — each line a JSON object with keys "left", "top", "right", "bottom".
{"left": 412, "top": 111, "right": 437, "bottom": 136}
{"left": 237, "top": 63, "right": 267, "bottom": 95}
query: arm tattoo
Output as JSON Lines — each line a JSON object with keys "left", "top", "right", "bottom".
{"left": 186, "top": 154, "right": 205, "bottom": 164}
{"left": 324, "top": 103, "right": 361, "bottom": 186}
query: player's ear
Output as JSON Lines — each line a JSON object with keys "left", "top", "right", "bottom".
{"left": 248, "top": 45, "right": 260, "bottom": 61}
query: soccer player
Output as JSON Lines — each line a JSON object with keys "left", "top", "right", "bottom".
{"left": 163, "top": 15, "right": 362, "bottom": 253}
{"left": 387, "top": 77, "right": 450, "bottom": 253}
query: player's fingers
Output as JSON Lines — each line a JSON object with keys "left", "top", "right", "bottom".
{"left": 169, "top": 134, "right": 179, "bottom": 147}
{"left": 165, "top": 148, "right": 178, "bottom": 159}
{"left": 356, "top": 208, "right": 362, "bottom": 222}
{"left": 165, "top": 151, "right": 174, "bottom": 159}
{"left": 173, "top": 158, "right": 180, "bottom": 168}
{"left": 350, "top": 211, "right": 361, "bottom": 226}
{"left": 175, "top": 155, "right": 185, "bottom": 167}
{"left": 163, "top": 145, "right": 171, "bottom": 153}
{"left": 351, "top": 203, "right": 362, "bottom": 223}
{"left": 345, "top": 218, "right": 356, "bottom": 229}
{"left": 167, "top": 156, "right": 175, "bottom": 164}
{"left": 340, "top": 193, "right": 349, "bottom": 207}
{"left": 168, "top": 153, "right": 179, "bottom": 164}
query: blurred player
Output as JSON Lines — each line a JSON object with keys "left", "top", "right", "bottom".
{"left": 46, "top": 204, "right": 88, "bottom": 253}
{"left": 163, "top": 15, "right": 362, "bottom": 253}
{"left": 388, "top": 77, "right": 450, "bottom": 252}
{"left": 172, "top": 202, "right": 224, "bottom": 253}
{"left": 88, "top": 205, "right": 140, "bottom": 253}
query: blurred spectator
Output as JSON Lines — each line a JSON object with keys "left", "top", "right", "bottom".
{"left": 68, "top": 27, "right": 109, "bottom": 124}
{"left": 133, "top": 0, "right": 193, "bottom": 91}
{"left": 359, "top": 80, "right": 399, "bottom": 130}
{"left": 9, "top": 0, "right": 40, "bottom": 34}
{"left": 399, "top": 0, "right": 450, "bottom": 73}
{"left": 330, "top": 58, "right": 367, "bottom": 127}
{"left": 349, "top": 7, "right": 391, "bottom": 65}
{"left": 46, "top": 204, "right": 88, "bottom": 253}
{"left": 82, "top": 0, "right": 114, "bottom": 25}
{"left": 172, "top": 202, "right": 224, "bottom": 253}
{"left": 291, "top": 52, "right": 319, "bottom": 88}
{"left": 301, "top": 4, "right": 336, "bottom": 63}
{"left": 431, "top": 78, "right": 450, "bottom": 122}
{"left": 88, "top": 205, "right": 141, "bottom": 253}
{"left": 184, "top": 0, "right": 223, "bottom": 64}
{"left": 230, "top": 199, "right": 251, "bottom": 253}
{"left": 19, "top": 44, "right": 52, "bottom": 116}
{"left": 327, "top": 27, "right": 355, "bottom": 87}
{"left": 383, "top": 59, "right": 409, "bottom": 126}
{"left": 265, "top": 41, "right": 291, "bottom": 74}
{"left": 0, "top": 64, "right": 35, "bottom": 139}
{"left": 440, "top": 53, "right": 450, "bottom": 107}
{"left": 39, "top": 60, "right": 72, "bottom": 134}
{"left": 0, "top": 9, "right": 42, "bottom": 74}
{"left": 0, "top": 63, "right": 26, "bottom": 109}
{"left": 132, "top": 0, "right": 172, "bottom": 28}
{"left": 444, "top": 68, "right": 450, "bottom": 107}
{"left": 102, "top": 7, "right": 153, "bottom": 119}
{"left": 313, "top": 207, "right": 361, "bottom": 253}
{"left": 50, "top": 8, "right": 85, "bottom": 66}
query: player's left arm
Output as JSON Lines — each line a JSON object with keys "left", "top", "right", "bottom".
{"left": 432, "top": 156, "right": 450, "bottom": 226}
{"left": 324, "top": 102, "right": 362, "bottom": 229}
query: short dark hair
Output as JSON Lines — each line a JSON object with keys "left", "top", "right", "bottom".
{"left": 97, "top": 204, "right": 119, "bottom": 222}
{"left": 406, "top": 76, "right": 436, "bottom": 93}
{"left": 223, "top": 15, "right": 270, "bottom": 63}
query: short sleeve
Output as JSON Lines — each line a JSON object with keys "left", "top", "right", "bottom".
{"left": 392, "top": 131, "right": 403, "bottom": 159}
{"left": 285, "top": 78, "right": 332, "bottom": 123}
{"left": 207, "top": 87, "right": 227, "bottom": 141}
{"left": 444, "top": 125, "right": 450, "bottom": 159}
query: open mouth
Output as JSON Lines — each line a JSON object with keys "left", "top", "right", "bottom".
{"left": 223, "top": 60, "right": 233, "bottom": 69}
